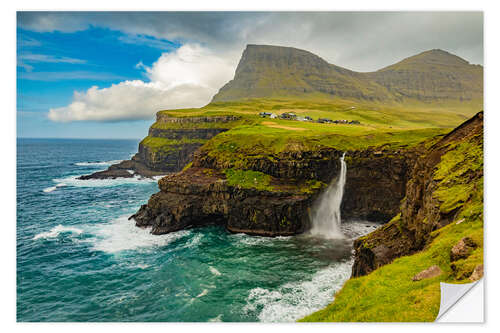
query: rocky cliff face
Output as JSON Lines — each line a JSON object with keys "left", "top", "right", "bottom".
{"left": 212, "top": 45, "right": 482, "bottom": 105}
{"left": 351, "top": 112, "right": 483, "bottom": 277}
{"left": 130, "top": 167, "right": 314, "bottom": 236}
{"left": 79, "top": 114, "right": 239, "bottom": 179}
{"left": 342, "top": 149, "right": 417, "bottom": 222}
{"left": 130, "top": 141, "right": 418, "bottom": 236}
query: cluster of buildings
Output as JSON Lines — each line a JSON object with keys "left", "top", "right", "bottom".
{"left": 259, "top": 112, "right": 361, "bottom": 125}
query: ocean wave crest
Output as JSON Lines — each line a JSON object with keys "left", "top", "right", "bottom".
{"left": 90, "top": 216, "right": 189, "bottom": 253}
{"left": 74, "top": 160, "right": 123, "bottom": 166}
{"left": 243, "top": 261, "right": 353, "bottom": 322}
{"left": 33, "top": 225, "right": 84, "bottom": 240}
{"left": 42, "top": 183, "right": 67, "bottom": 193}
{"left": 52, "top": 175, "right": 161, "bottom": 188}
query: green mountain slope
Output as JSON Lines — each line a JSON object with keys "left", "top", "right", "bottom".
{"left": 212, "top": 45, "right": 483, "bottom": 108}
{"left": 367, "top": 49, "right": 483, "bottom": 102}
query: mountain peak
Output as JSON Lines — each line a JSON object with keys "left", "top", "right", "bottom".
{"left": 212, "top": 45, "right": 482, "bottom": 104}
{"left": 379, "top": 49, "right": 471, "bottom": 71}
{"left": 235, "top": 44, "right": 331, "bottom": 76}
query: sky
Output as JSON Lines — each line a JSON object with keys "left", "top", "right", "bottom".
{"left": 17, "top": 11, "right": 483, "bottom": 139}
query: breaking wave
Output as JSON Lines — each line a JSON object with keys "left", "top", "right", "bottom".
{"left": 33, "top": 225, "right": 83, "bottom": 240}
{"left": 52, "top": 175, "right": 162, "bottom": 188}
{"left": 243, "top": 261, "right": 353, "bottom": 322}
{"left": 74, "top": 160, "right": 123, "bottom": 166}
{"left": 209, "top": 266, "right": 222, "bottom": 276}
{"left": 90, "top": 216, "right": 189, "bottom": 253}
{"left": 42, "top": 183, "right": 67, "bottom": 193}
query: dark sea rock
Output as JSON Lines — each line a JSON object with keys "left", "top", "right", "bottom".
{"left": 130, "top": 167, "right": 313, "bottom": 236}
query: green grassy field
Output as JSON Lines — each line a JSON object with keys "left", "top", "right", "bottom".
{"left": 145, "top": 98, "right": 480, "bottom": 156}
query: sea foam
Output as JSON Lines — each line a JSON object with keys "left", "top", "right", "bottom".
{"left": 52, "top": 174, "right": 161, "bottom": 188}
{"left": 243, "top": 261, "right": 353, "bottom": 322}
{"left": 42, "top": 186, "right": 57, "bottom": 193}
{"left": 209, "top": 266, "right": 222, "bottom": 276}
{"left": 74, "top": 160, "right": 123, "bottom": 166}
{"left": 42, "top": 183, "right": 67, "bottom": 193}
{"left": 90, "top": 216, "right": 189, "bottom": 253}
{"left": 33, "top": 225, "right": 83, "bottom": 240}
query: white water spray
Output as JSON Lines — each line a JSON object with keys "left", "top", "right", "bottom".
{"left": 310, "top": 153, "right": 347, "bottom": 239}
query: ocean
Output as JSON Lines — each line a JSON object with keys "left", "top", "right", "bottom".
{"left": 16, "top": 138, "right": 377, "bottom": 322}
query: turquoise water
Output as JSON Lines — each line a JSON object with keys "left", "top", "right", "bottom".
{"left": 16, "top": 138, "right": 378, "bottom": 322}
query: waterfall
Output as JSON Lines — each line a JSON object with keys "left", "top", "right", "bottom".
{"left": 310, "top": 153, "right": 347, "bottom": 239}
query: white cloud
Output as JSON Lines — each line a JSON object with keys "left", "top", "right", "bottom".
{"left": 48, "top": 44, "right": 236, "bottom": 122}
{"left": 118, "top": 34, "right": 178, "bottom": 50}
{"left": 18, "top": 12, "right": 483, "bottom": 70}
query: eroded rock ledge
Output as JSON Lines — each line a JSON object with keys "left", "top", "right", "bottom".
{"left": 130, "top": 167, "right": 313, "bottom": 236}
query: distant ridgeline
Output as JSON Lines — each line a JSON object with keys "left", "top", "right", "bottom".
{"left": 213, "top": 44, "right": 483, "bottom": 106}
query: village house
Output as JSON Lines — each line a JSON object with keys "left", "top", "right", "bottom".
{"left": 280, "top": 112, "right": 297, "bottom": 120}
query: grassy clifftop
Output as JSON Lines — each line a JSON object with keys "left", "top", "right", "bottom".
{"left": 149, "top": 98, "right": 475, "bottom": 160}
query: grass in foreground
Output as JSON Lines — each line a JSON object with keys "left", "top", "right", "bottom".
{"left": 299, "top": 217, "right": 482, "bottom": 322}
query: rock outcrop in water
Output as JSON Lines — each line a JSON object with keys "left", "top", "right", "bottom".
{"left": 351, "top": 112, "right": 483, "bottom": 277}
{"left": 130, "top": 166, "right": 315, "bottom": 236}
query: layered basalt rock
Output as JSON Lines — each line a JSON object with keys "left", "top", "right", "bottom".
{"left": 79, "top": 114, "right": 240, "bottom": 179}
{"left": 130, "top": 141, "right": 420, "bottom": 236}
{"left": 342, "top": 149, "right": 416, "bottom": 222}
{"left": 194, "top": 148, "right": 344, "bottom": 182}
{"left": 130, "top": 167, "right": 314, "bottom": 236}
{"left": 351, "top": 112, "right": 483, "bottom": 277}
{"left": 195, "top": 147, "right": 415, "bottom": 222}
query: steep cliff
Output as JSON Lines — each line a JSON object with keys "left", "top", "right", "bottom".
{"left": 129, "top": 136, "right": 424, "bottom": 236}
{"left": 130, "top": 166, "right": 316, "bottom": 236}
{"left": 79, "top": 113, "right": 241, "bottom": 179}
{"left": 351, "top": 111, "right": 483, "bottom": 277}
